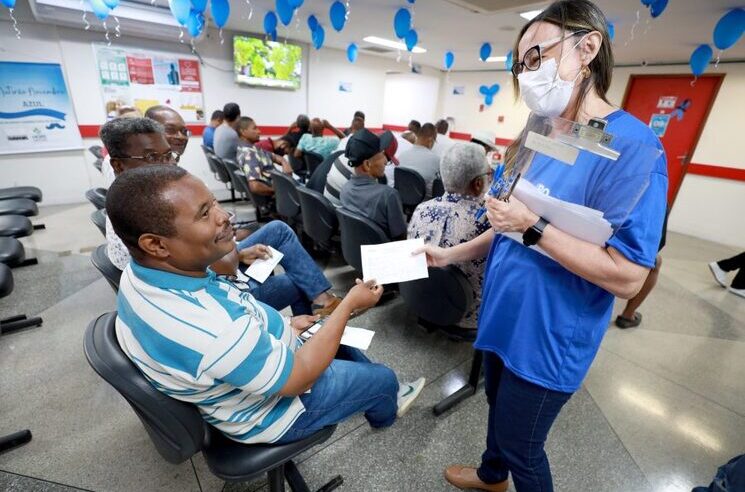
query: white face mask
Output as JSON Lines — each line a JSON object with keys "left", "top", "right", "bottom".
{"left": 517, "top": 37, "right": 586, "bottom": 117}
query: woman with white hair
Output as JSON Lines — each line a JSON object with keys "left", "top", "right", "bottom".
{"left": 407, "top": 142, "right": 492, "bottom": 331}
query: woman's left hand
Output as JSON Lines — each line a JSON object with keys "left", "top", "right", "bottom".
{"left": 485, "top": 196, "right": 540, "bottom": 233}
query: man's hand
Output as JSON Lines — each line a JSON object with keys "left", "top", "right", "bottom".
{"left": 291, "top": 314, "right": 321, "bottom": 338}
{"left": 343, "top": 279, "right": 383, "bottom": 312}
{"left": 238, "top": 244, "right": 272, "bottom": 265}
{"left": 322, "top": 119, "right": 331, "bottom": 129}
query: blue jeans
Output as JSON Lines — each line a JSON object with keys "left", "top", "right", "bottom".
{"left": 237, "top": 221, "right": 332, "bottom": 315}
{"left": 477, "top": 352, "right": 572, "bottom": 492}
{"left": 275, "top": 346, "right": 399, "bottom": 444}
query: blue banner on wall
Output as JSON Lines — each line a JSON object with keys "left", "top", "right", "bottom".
{"left": 0, "top": 62, "right": 83, "bottom": 155}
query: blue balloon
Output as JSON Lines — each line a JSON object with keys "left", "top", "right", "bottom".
{"left": 405, "top": 29, "right": 418, "bottom": 51}
{"left": 190, "top": 0, "right": 207, "bottom": 13}
{"left": 90, "top": 0, "right": 111, "bottom": 20}
{"left": 505, "top": 50, "right": 513, "bottom": 69}
{"left": 288, "top": 0, "right": 303, "bottom": 7}
{"left": 479, "top": 42, "right": 491, "bottom": 62}
{"left": 330, "top": 1, "right": 346, "bottom": 32}
{"left": 444, "top": 51, "right": 455, "bottom": 70}
{"left": 312, "top": 24, "right": 325, "bottom": 49}
{"left": 649, "top": 0, "right": 667, "bottom": 18}
{"left": 713, "top": 8, "right": 745, "bottom": 50}
{"left": 689, "top": 44, "right": 713, "bottom": 76}
{"left": 102, "top": 0, "right": 119, "bottom": 9}
{"left": 394, "top": 8, "right": 411, "bottom": 39}
{"left": 485, "top": 95, "right": 494, "bottom": 106}
{"left": 488, "top": 84, "right": 499, "bottom": 95}
{"left": 186, "top": 9, "right": 204, "bottom": 37}
{"left": 307, "top": 14, "right": 319, "bottom": 31}
{"left": 407, "top": 0, "right": 415, "bottom": 3}
{"left": 276, "top": 0, "right": 293, "bottom": 26}
{"left": 211, "top": 0, "right": 229, "bottom": 28}
{"left": 479, "top": 85, "right": 489, "bottom": 95}
{"left": 347, "top": 43, "right": 358, "bottom": 63}
{"left": 1, "top": 0, "right": 15, "bottom": 8}
{"left": 264, "top": 11, "right": 278, "bottom": 34}
{"left": 269, "top": 30, "right": 277, "bottom": 42}
{"left": 641, "top": 0, "right": 653, "bottom": 5}
{"left": 608, "top": 22, "right": 615, "bottom": 41}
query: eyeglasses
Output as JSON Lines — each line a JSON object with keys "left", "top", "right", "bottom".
{"left": 164, "top": 126, "right": 192, "bottom": 138}
{"left": 511, "top": 30, "right": 589, "bottom": 77}
{"left": 118, "top": 150, "right": 179, "bottom": 164}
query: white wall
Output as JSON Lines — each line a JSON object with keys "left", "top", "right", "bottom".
{"left": 383, "top": 72, "right": 442, "bottom": 126}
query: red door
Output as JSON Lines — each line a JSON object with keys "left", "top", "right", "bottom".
{"left": 621, "top": 74, "right": 724, "bottom": 206}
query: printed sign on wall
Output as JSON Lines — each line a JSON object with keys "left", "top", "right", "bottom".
{"left": 93, "top": 44, "right": 205, "bottom": 123}
{"left": 649, "top": 113, "right": 671, "bottom": 138}
{"left": 0, "top": 62, "right": 83, "bottom": 155}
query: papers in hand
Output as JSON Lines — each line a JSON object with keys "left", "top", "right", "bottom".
{"left": 506, "top": 179, "right": 613, "bottom": 257}
{"left": 360, "top": 238, "right": 429, "bottom": 285}
{"left": 245, "top": 246, "right": 284, "bottom": 283}
{"left": 300, "top": 322, "right": 376, "bottom": 351}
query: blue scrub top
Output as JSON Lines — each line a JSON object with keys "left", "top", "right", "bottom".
{"left": 475, "top": 110, "right": 668, "bottom": 393}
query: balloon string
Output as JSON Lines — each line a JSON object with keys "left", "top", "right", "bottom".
{"left": 408, "top": 53, "right": 413, "bottom": 68}
{"left": 714, "top": 52, "right": 721, "bottom": 69}
{"left": 396, "top": 49, "right": 401, "bottom": 63}
{"left": 103, "top": 20, "right": 111, "bottom": 46}
{"left": 114, "top": 15, "right": 121, "bottom": 38}
{"left": 79, "top": 0, "right": 91, "bottom": 31}
{"left": 690, "top": 76, "right": 697, "bottom": 87}
{"left": 345, "top": 0, "right": 350, "bottom": 21}
{"left": 179, "top": 27, "right": 184, "bottom": 43}
{"left": 641, "top": 17, "right": 651, "bottom": 37}
{"left": 219, "top": 28, "right": 224, "bottom": 45}
{"left": 624, "top": 9, "right": 640, "bottom": 47}
{"left": 9, "top": 8, "right": 21, "bottom": 39}
{"left": 190, "top": 38, "right": 196, "bottom": 55}
{"left": 294, "top": 8, "right": 300, "bottom": 31}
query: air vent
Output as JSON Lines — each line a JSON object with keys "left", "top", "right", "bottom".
{"left": 444, "top": 0, "right": 543, "bottom": 14}
{"left": 361, "top": 46, "right": 394, "bottom": 54}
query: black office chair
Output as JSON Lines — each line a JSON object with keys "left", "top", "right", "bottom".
{"left": 269, "top": 170, "right": 302, "bottom": 226}
{"left": 84, "top": 312, "right": 342, "bottom": 492}
{"left": 0, "top": 263, "right": 42, "bottom": 335}
{"left": 394, "top": 168, "right": 427, "bottom": 216}
{"left": 91, "top": 244, "right": 122, "bottom": 293}
{"left": 288, "top": 154, "right": 307, "bottom": 181}
{"left": 201, "top": 144, "right": 220, "bottom": 181}
{"left": 0, "top": 215, "right": 33, "bottom": 238}
{"left": 306, "top": 151, "right": 343, "bottom": 193}
{"left": 335, "top": 208, "right": 389, "bottom": 274}
{"left": 88, "top": 145, "right": 104, "bottom": 160}
{"left": 0, "top": 186, "right": 42, "bottom": 202}
{"left": 432, "top": 178, "right": 445, "bottom": 198}
{"left": 297, "top": 187, "right": 338, "bottom": 251}
{"left": 208, "top": 154, "right": 236, "bottom": 202}
{"left": 399, "top": 265, "right": 482, "bottom": 415}
{"left": 0, "top": 198, "right": 38, "bottom": 217}
{"left": 92, "top": 158, "right": 103, "bottom": 173}
{"left": 85, "top": 188, "right": 107, "bottom": 210}
{"left": 90, "top": 209, "right": 107, "bottom": 238}
{"left": 0, "top": 237, "right": 37, "bottom": 268}
{"left": 221, "top": 158, "right": 273, "bottom": 223}
{"left": 303, "top": 151, "right": 325, "bottom": 178}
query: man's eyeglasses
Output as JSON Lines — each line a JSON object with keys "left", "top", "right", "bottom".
{"left": 511, "top": 30, "right": 589, "bottom": 77}
{"left": 117, "top": 150, "right": 179, "bottom": 164}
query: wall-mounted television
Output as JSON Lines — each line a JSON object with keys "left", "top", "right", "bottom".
{"left": 233, "top": 35, "right": 302, "bottom": 90}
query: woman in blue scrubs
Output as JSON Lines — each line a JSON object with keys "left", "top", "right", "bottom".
{"left": 420, "top": 2, "right": 669, "bottom": 491}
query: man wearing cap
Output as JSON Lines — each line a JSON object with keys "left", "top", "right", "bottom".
{"left": 340, "top": 129, "right": 407, "bottom": 240}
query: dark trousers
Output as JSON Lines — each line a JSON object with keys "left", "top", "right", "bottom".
{"left": 477, "top": 352, "right": 572, "bottom": 492}
{"left": 718, "top": 252, "right": 745, "bottom": 289}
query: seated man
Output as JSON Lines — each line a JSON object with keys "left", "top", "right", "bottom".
{"left": 145, "top": 105, "right": 190, "bottom": 162}
{"left": 213, "top": 102, "right": 241, "bottom": 161}
{"left": 400, "top": 119, "right": 421, "bottom": 144}
{"left": 107, "top": 165, "right": 425, "bottom": 444}
{"left": 432, "top": 118, "right": 456, "bottom": 157}
{"left": 343, "top": 110, "right": 365, "bottom": 136}
{"left": 202, "top": 109, "right": 223, "bottom": 150}
{"left": 236, "top": 116, "right": 293, "bottom": 197}
{"left": 397, "top": 122, "right": 441, "bottom": 198}
{"left": 99, "top": 116, "right": 343, "bottom": 316}
{"left": 340, "top": 129, "right": 407, "bottom": 240}
{"left": 407, "top": 143, "right": 492, "bottom": 330}
{"left": 294, "top": 118, "right": 345, "bottom": 160}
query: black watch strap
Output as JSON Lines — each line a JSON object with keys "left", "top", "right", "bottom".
{"left": 523, "top": 217, "right": 550, "bottom": 246}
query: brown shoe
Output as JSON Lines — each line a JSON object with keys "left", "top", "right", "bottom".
{"left": 444, "top": 465, "right": 508, "bottom": 492}
{"left": 312, "top": 296, "right": 342, "bottom": 317}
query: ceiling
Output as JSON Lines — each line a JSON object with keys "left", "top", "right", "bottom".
{"left": 212, "top": 0, "right": 745, "bottom": 71}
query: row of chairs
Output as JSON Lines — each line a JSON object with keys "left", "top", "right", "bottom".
{"left": 0, "top": 185, "right": 45, "bottom": 456}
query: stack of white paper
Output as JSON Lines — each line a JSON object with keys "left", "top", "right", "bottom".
{"left": 504, "top": 179, "right": 613, "bottom": 257}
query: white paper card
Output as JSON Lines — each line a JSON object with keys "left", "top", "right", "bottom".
{"left": 245, "top": 246, "right": 284, "bottom": 283}
{"left": 525, "top": 131, "right": 579, "bottom": 166}
{"left": 360, "top": 238, "right": 428, "bottom": 285}
{"left": 340, "top": 326, "right": 376, "bottom": 351}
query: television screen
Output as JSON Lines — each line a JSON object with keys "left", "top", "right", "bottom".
{"left": 233, "top": 36, "right": 302, "bottom": 90}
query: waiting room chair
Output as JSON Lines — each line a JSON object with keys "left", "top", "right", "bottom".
{"left": 92, "top": 158, "right": 103, "bottom": 174}
{"left": 335, "top": 208, "right": 389, "bottom": 275}
{"left": 0, "top": 263, "right": 42, "bottom": 335}
{"left": 394, "top": 168, "right": 427, "bottom": 216}
{"left": 0, "top": 198, "right": 38, "bottom": 217}
{"left": 399, "top": 265, "right": 482, "bottom": 415}
{"left": 432, "top": 178, "right": 445, "bottom": 198}
{"left": 90, "top": 209, "right": 107, "bottom": 238}
{"left": 288, "top": 154, "right": 307, "bottom": 181}
{"left": 0, "top": 237, "right": 37, "bottom": 268}
{"left": 0, "top": 186, "right": 42, "bottom": 203}
{"left": 84, "top": 312, "right": 342, "bottom": 492}
{"left": 221, "top": 158, "right": 273, "bottom": 223}
{"left": 297, "top": 187, "right": 338, "bottom": 251}
{"left": 201, "top": 144, "right": 220, "bottom": 181}
{"left": 303, "top": 151, "right": 325, "bottom": 178}
{"left": 0, "top": 215, "right": 33, "bottom": 238}
{"left": 85, "top": 188, "right": 107, "bottom": 210}
{"left": 269, "top": 170, "right": 302, "bottom": 226}
{"left": 207, "top": 154, "right": 237, "bottom": 202}
{"left": 306, "top": 151, "right": 343, "bottom": 194}
{"left": 88, "top": 145, "right": 104, "bottom": 160}
{"left": 91, "top": 244, "right": 122, "bottom": 293}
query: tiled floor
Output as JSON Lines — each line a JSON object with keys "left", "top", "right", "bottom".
{"left": 1, "top": 203, "right": 743, "bottom": 492}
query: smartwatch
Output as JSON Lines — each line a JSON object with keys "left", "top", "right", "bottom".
{"left": 523, "top": 217, "right": 550, "bottom": 246}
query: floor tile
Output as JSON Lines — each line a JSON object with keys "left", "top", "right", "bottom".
{"left": 0, "top": 471, "right": 87, "bottom": 492}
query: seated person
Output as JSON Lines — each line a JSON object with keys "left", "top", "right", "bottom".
{"left": 145, "top": 105, "right": 190, "bottom": 162}
{"left": 340, "top": 129, "right": 407, "bottom": 240}
{"left": 343, "top": 110, "right": 365, "bottom": 136}
{"left": 325, "top": 130, "right": 398, "bottom": 206}
{"left": 397, "top": 122, "right": 441, "bottom": 198}
{"left": 107, "top": 165, "right": 425, "bottom": 444}
{"left": 407, "top": 143, "right": 492, "bottom": 330}
{"left": 202, "top": 109, "right": 223, "bottom": 150}
{"left": 285, "top": 114, "right": 311, "bottom": 148}
{"left": 236, "top": 117, "right": 293, "bottom": 197}
{"left": 255, "top": 134, "right": 293, "bottom": 156}
{"left": 99, "top": 117, "right": 343, "bottom": 316}
{"left": 432, "top": 118, "right": 456, "bottom": 157}
{"left": 400, "top": 119, "right": 421, "bottom": 144}
{"left": 294, "top": 118, "right": 345, "bottom": 160}
{"left": 213, "top": 102, "right": 241, "bottom": 161}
